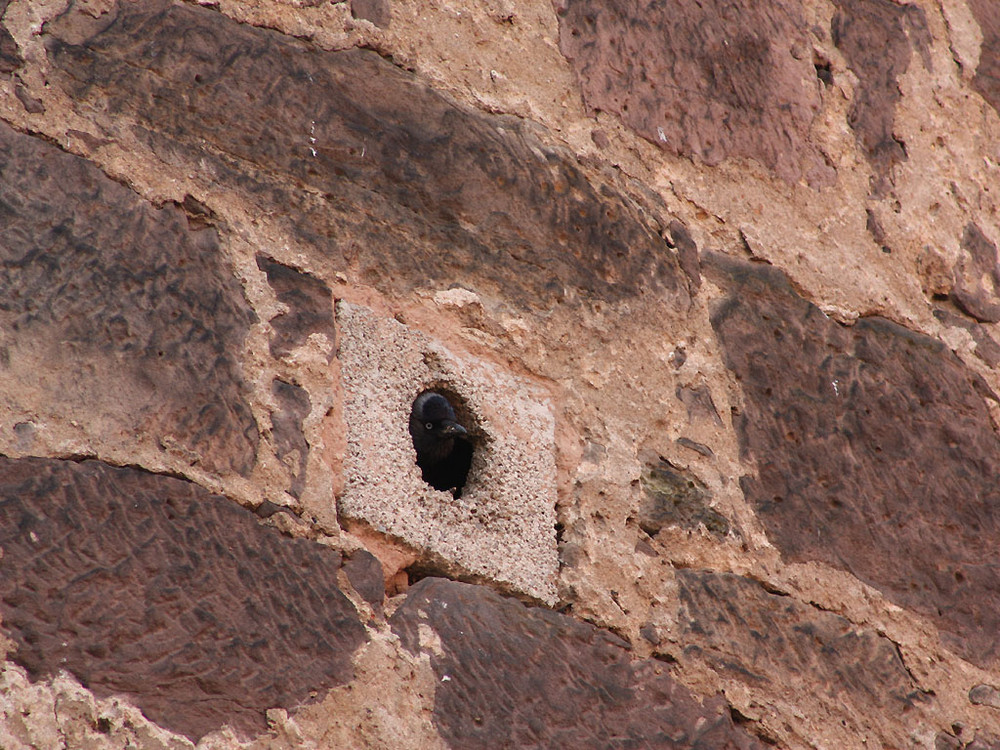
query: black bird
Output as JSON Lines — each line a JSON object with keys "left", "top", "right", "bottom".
{"left": 409, "top": 391, "right": 473, "bottom": 497}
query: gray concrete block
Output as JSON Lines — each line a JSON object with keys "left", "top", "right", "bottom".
{"left": 336, "top": 302, "right": 558, "bottom": 604}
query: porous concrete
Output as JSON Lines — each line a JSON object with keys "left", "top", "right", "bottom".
{"left": 335, "top": 301, "right": 558, "bottom": 604}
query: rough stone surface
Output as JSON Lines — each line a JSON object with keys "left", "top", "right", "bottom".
{"left": 934, "top": 308, "right": 1000, "bottom": 368}
{"left": 270, "top": 378, "right": 312, "bottom": 499}
{"left": 0, "top": 457, "right": 367, "bottom": 741}
{"left": 256, "top": 255, "right": 336, "bottom": 362}
{"left": 952, "top": 223, "right": 1000, "bottom": 323}
{"left": 0, "top": 0, "right": 998, "bottom": 745}
{"left": 391, "top": 577, "right": 765, "bottom": 750}
{"left": 676, "top": 570, "right": 924, "bottom": 744}
{"left": 707, "top": 252, "right": 1000, "bottom": 668}
{"left": 969, "top": 0, "right": 1000, "bottom": 114}
{"left": 971, "top": 683, "right": 1000, "bottom": 710}
{"left": 45, "top": 0, "right": 687, "bottom": 314}
{"left": 968, "top": 734, "right": 1000, "bottom": 750}
{"left": 350, "top": 0, "right": 390, "bottom": 28}
{"left": 342, "top": 549, "right": 385, "bottom": 607}
{"left": 0, "top": 121, "right": 258, "bottom": 476}
{"left": 638, "top": 457, "right": 729, "bottom": 537}
{"left": 675, "top": 384, "right": 723, "bottom": 426}
{"left": 669, "top": 220, "right": 701, "bottom": 292}
{"left": 830, "top": 0, "right": 931, "bottom": 193}
{"left": 555, "top": 0, "right": 832, "bottom": 185}
{"left": 938, "top": 732, "right": 1000, "bottom": 750}
{"left": 0, "top": 664, "right": 194, "bottom": 750}
{"left": 0, "top": 0, "right": 21, "bottom": 74}
{"left": 337, "top": 302, "right": 558, "bottom": 604}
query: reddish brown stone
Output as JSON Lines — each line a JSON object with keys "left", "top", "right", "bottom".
{"left": 0, "top": 27, "right": 20, "bottom": 72}
{"left": 0, "top": 122, "right": 258, "bottom": 475}
{"left": 14, "top": 83, "right": 44, "bottom": 113}
{"left": 933, "top": 308, "right": 1000, "bottom": 368}
{"left": 343, "top": 549, "right": 385, "bottom": 606}
{"left": 0, "top": 457, "right": 367, "bottom": 740}
{"left": 639, "top": 458, "right": 730, "bottom": 537}
{"left": 969, "top": 683, "right": 1000, "bottom": 709}
{"left": 391, "top": 577, "right": 765, "bottom": 749}
{"left": 350, "top": 0, "right": 390, "bottom": 28}
{"left": 256, "top": 255, "right": 336, "bottom": 361}
{"left": 270, "top": 379, "right": 311, "bottom": 499}
{"left": 0, "top": 0, "right": 21, "bottom": 73}
{"left": 707, "top": 252, "right": 1000, "bottom": 667}
{"left": 952, "top": 223, "right": 1000, "bottom": 324}
{"left": 555, "top": 0, "right": 832, "bottom": 185}
{"left": 45, "top": 0, "right": 686, "bottom": 313}
{"left": 936, "top": 731, "right": 962, "bottom": 750}
{"left": 831, "top": 0, "right": 931, "bottom": 194}
{"left": 677, "top": 570, "right": 924, "bottom": 736}
{"left": 866, "top": 208, "right": 891, "bottom": 254}
{"left": 968, "top": 0, "right": 1000, "bottom": 114}
{"left": 969, "top": 733, "right": 1000, "bottom": 750}
{"left": 676, "top": 383, "right": 723, "bottom": 425}
{"left": 935, "top": 732, "right": 1000, "bottom": 750}
{"left": 669, "top": 220, "right": 701, "bottom": 291}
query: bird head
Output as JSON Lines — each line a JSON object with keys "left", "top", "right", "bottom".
{"left": 409, "top": 391, "right": 468, "bottom": 460}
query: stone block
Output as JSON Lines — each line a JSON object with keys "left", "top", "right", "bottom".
{"left": 336, "top": 302, "right": 558, "bottom": 604}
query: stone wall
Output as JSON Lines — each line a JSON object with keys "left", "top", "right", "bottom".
{"left": 0, "top": 0, "right": 999, "bottom": 747}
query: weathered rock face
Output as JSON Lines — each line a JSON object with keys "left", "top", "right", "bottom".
{"left": 556, "top": 0, "right": 832, "bottom": 186}
{"left": 0, "top": 457, "right": 367, "bottom": 741}
{"left": 44, "top": 0, "right": 686, "bottom": 314}
{"left": 256, "top": 256, "right": 336, "bottom": 362}
{"left": 953, "top": 224, "right": 1000, "bottom": 324}
{"left": 269, "top": 378, "right": 312, "bottom": 498}
{"left": 0, "top": 0, "right": 999, "bottom": 746}
{"left": 830, "top": 0, "right": 931, "bottom": 193}
{"left": 676, "top": 570, "right": 925, "bottom": 746}
{"left": 0, "top": 122, "right": 258, "bottom": 476}
{"left": 968, "top": 0, "right": 1000, "bottom": 114}
{"left": 708, "top": 252, "right": 1000, "bottom": 668}
{"left": 391, "top": 577, "right": 765, "bottom": 749}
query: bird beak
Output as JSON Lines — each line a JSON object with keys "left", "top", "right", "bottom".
{"left": 439, "top": 420, "right": 467, "bottom": 438}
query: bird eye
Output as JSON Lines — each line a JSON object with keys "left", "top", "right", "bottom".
{"left": 425, "top": 422, "right": 434, "bottom": 430}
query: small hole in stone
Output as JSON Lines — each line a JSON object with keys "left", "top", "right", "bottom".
{"left": 409, "top": 389, "right": 474, "bottom": 498}
{"left": 814, "top": 60, "right": 833, "bottom": 86}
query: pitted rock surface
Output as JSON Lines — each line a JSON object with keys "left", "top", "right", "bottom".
{"left": 350, "top": 0, "right": 390, "bottom": 28}
{"left": 342, "top": 549, "right": 385, "bottom": 607}
{"left": 707, "top": 252, "right": 1000, "bottom": 667}
{"left": 270, "top": 378, "right": 311, "bottom": 499}
{"left": 256, "top": 255, "right": 336, "bottom": 361}
{"left": 933, "top": 308, "right": 1000, "bottom": 368}
{"left": 952, "top": 223, "right": 1000, "bottom": 324}
{"left": 390, "top": 577, "right": 765, "bottom": 749}
{"left": 677, "top": 570, "right": 924, "bottom": 738}
{"left": 969, "top": 0, "right": 1000, "bottom": 114}
{"left": 830, "top": 0, "right": 931, "bottom": 193}
{"left": 0, "top": 0, "right": 21, "bottom": 74}
{"left": 555, "top": 0, "right": 831, "bottom": 185}
{"left": 0, "top": 457, "right": 367, "bottom": 740}
{"left": 46, "top": 0, "right": 686, "bottom": 312}
{"left": 638, "top": 458, "right": 730, "bottom": 538}
{"left": 0, "top": 122, "right": 257, "bottom": 475}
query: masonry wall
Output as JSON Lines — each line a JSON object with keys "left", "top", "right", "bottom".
{"left": 1, "top": 0, "right": 1000, "bottom": 748}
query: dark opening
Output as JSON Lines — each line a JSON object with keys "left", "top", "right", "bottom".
{"left": 409, "top": 389, "right": 473, "bottom": 497}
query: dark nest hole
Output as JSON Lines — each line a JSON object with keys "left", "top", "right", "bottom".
{"left": 409, "top": 386, "right": 477, "bottom": 498}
